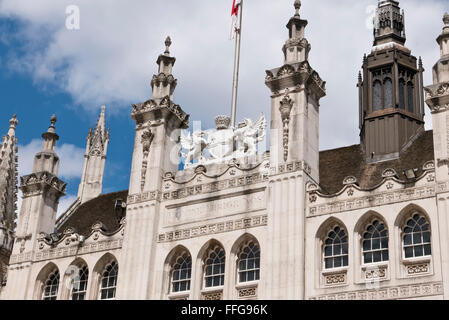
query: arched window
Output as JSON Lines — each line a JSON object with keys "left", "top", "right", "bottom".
{"left": 373, "top": 80, "right": 382, "bottom": 111}
{"left": 99, "top": 261, "right": 118, "bottom": 300}
{"left": 407, "top": 82, "right": 414, "bottom": 113}
{"left": 324, "top": 226, "right": 348, "bottom": 269}
{"left": 171, "top": 252, "right": 192, "bottom": 293}
{"left": 399, "top": 79, "right": 406, "bottom": 109}
{"left": 362, "top": 220, "right": 388, "bottom": 264}
{"left": 42, "top": 270, "right": 60, "bottom": 300}
{"left": 403, "top": 214, "right": 431, "bottom": 258}
{"left": 70, "top": 265, "right": 89, "bottom": 300}
{"left": 384, "top": 78, "right": 393, "bottom": 108}
{"left": 237, "top": 241, "right": 260, "bottom": 283}
{"left": 204, "top": 246, "right": 225, "bottom": 288}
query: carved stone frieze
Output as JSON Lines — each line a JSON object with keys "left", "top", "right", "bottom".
{"left": 201, "top": 291, "right": 222, "bottom": 300}
{"left": 309, "top": 282, "right": 443, "bottom": 300}
{"left": 237, "top": 286, "right": 257, "bottom": 299}
{"left": 157, "top": 215, "right": 268, "bottom": 243}
{"left": 309, "top": 185, "right": 436, "bottom": 216}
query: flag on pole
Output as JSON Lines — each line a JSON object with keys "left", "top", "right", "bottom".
{"left": 230, "top": 0, "right": 242, "bottom": 39}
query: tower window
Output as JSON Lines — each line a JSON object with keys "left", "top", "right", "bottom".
{"left": 399, "top": 79, "right": 406, "bottom": 110}
{"left": 407, "top": 82, "right": 414, "bottom": 113}
{"left": 373, "top": 80, "right": 382, "bottom": 111}
{"left": 384, "top": 78, "right": 393, "bottom": 108}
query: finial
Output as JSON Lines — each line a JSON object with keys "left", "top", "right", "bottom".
{"left": 358, "top": 71, "right": 362, "bottom": 82}
{"left": 294, "top": 0, "right": 301, "bottom": 16}
{"left": 164, "top": 36, "right": 172, "bottom": 55}
{"left": 9, "top": 114, "right": 18, "bottom": 128}
{"left": 50, "top": 114, "right": 57, "bottom": 126}
{"left": 444, "top": 12, "right": 449, "bottom": 27}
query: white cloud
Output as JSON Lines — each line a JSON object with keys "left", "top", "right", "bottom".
{"left": 0, "top": 0, "right": 447, "bottom": 150}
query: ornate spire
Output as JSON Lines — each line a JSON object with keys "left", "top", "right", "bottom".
{"left": 32, "top": 115, "right": 60, "bottom": 175}
{"left": 373, "top": 0, "right": 406, "bottom": 46}
{"left": 294, "top": 0, "right": 301, "bottom": 16}
{"left": 283, "top": 0, "right": 309, "bottom": 63}
{"left": 77, "top": 107, "right": 110, "bottom": 203}
{"left": 0, "top": 115, "right": 18, "bottom": 236}
{"left": 151, "top": 37, "right": 178, "bottom": 100}
{"left": 437, "top": 12, "right": 449, "bottom": 58}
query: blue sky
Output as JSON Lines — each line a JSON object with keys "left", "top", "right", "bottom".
{"left": 0, "top": 0, "right": 447, "bottom": 214}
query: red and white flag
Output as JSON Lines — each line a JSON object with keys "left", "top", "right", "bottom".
{"left": 230, "top": 0, "right": 242, "bottom": 39}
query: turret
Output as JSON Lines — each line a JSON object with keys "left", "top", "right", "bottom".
{"left": 359, "top": 0, "right": 425, "bottom": 163}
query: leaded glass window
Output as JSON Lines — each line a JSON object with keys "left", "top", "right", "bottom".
{"left": 384, "top": 78, "right": 393, "bottom": 108}
{"left": 238, "top": 241, "right": 260, "bottom": 283}
{"left": 171, "top": 253, "right": 192, "bottom": 293}
{"left": 42, "top": 270, "right": 60, "bottom": 300}
{"left": 204, "top": 246, "right": 225, "bottom": 288}
{"left": 71, "top": 265, "right": 89, "bottom": 300}
{"left": 399, "top": 79, "right": 406, "bottom": 110}
{"left": 324, "top": 226, "right": 349, "bottom": 269}
{"left": 373, "top": 80, "right": 382, "bottom": 111}
{"left": 407, "top": 82, "right": 414, "bottom": 113}
{"left": 99, "top": 261, "right": 118, "bottom": 300}
{"left": 362, "top": 220, "right": 389, "bottom": 264}
{"left": 403, "top": 214, "right": 431, "bottom": 259}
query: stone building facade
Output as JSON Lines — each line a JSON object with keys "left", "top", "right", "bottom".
{"left": 1, "top": 0, "right": 449, "bottom": 300}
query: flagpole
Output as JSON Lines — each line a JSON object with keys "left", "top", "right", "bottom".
{"left": 231, "top": 0, "right": 243, "bottom": 127}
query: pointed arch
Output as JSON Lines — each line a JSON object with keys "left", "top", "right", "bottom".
{"left": 35, "top": 262, "right": 60, "bottom": 300}
{"left": 316, "top": 217, "right": 349, "bottom": 270}
{"left": 91, "top": 253, "right": 118, "bottom": 300}
{"left": 355, "top": 211, "right": 389, "bottom": 264}
{"left": 231, "top": 233, "right": 261, "bottom": 284}
{"left": 197, "top": 239, "right": 226, "bottom": 290}
{"left": 395, "top": 204, "right": 432, "bottom": 259}
{"left": 164, "top": 245, "right": 192, "bottom": 296}
{"left": 62, "top": 258, "right": 89, "bottom": 300}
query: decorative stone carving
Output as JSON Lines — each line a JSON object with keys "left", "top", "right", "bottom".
{"left": 140, "top": 129, "right": 154, "bottom": 191}
{"left": 382, "top": 168, "right": 398, "bottom": 178}
{"left": 407, "top": 263, "right": 429, "bottom": 275}
{"left": 132, "top": 96, "right": 189, "bottom": 128}
{"left": 201, "top": 291, "right": 222, "bottom": 300}
{"left": 324, "top": 272, "right": 346, "bottom": 286}
{"left": 279, "top": 89, "right": 294, "bottom": 162}
{"left": 343, "top": 176, "right": 358, "bottom": 186}
{"left": 180, "top": 115, "right": 267, "bottom": 167}
{"left": 238, "top": 286, "right": 257, "bottom": 299}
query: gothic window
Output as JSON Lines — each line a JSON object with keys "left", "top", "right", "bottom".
{"left": 204, "top": 246, "right": 225, "bottom": 288}
{"left": 42, "top": 270, "right": 60, "bottom": 300}
{"left": 373, "top": 80, "right": 382, "bottom": 111}
{"left": 324, "top": 226, "right": 348, "bottom": 269}
{"left": 407, "top": 82, "right": 414, "bottom": 113}
{"left": 399, "top": 79, "right": 406, "bottom": 110}
{"left": 171, "top": 252, "right": 192, "bottom": 293}
{"left": 71, "top": 265, "right": 89, "bottom": 300}
{"left": 403, "top": 214, "right": 431, "bottom": 259}
{"left": 362, "top": 220, "right": 389, "bottom": 264}
{"left": 99, "top": 261, "right": 118, "bottom": 300}
{"left": 237, "top": 241, "right": 260, "bottom": 283}
{"left": 384, "top": 78, "right": 393, "bottom": 108}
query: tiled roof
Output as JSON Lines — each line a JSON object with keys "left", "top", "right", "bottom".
{"left": 57, "top": 190, "right": 128, "bottom": 237}
{"left": 319, "top": 130, "right": 435, "bottom": 195}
